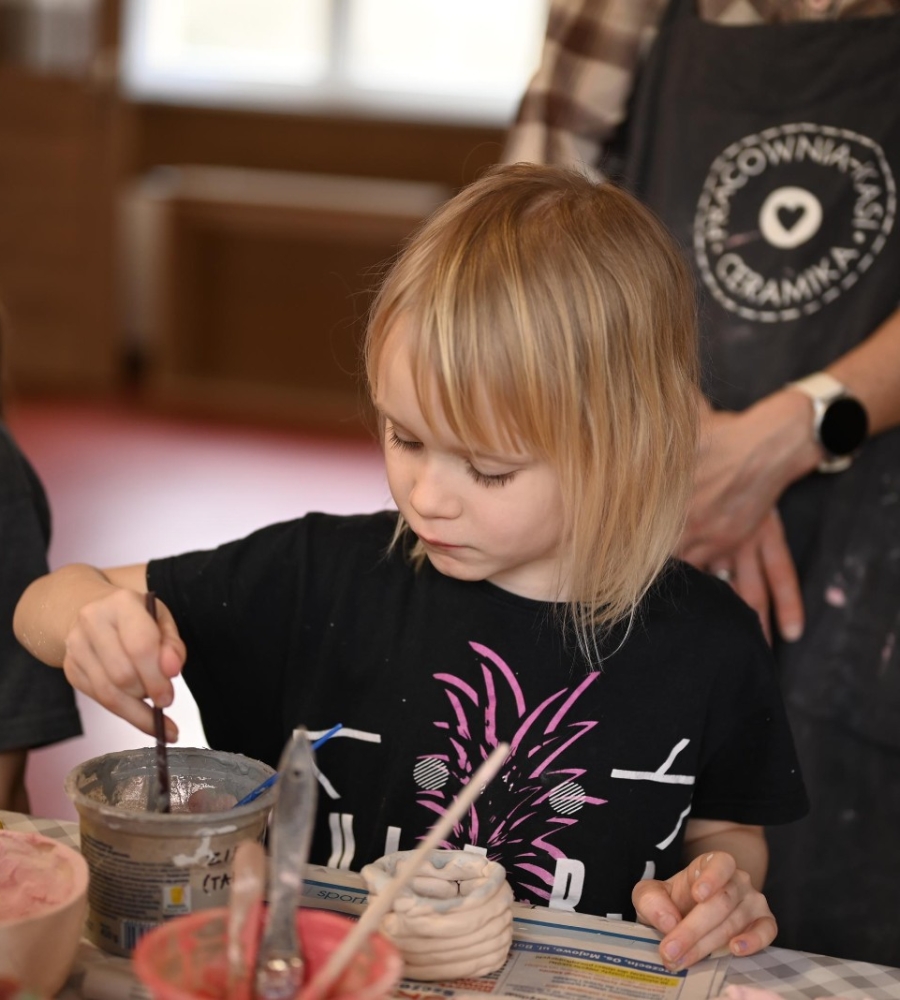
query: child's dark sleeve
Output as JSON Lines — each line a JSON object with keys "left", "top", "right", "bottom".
{"left": 0, "top": 426, "right": 82, "bottom": 752}
{"left": 690, "top": 619, "right": 809, "bottom": 826}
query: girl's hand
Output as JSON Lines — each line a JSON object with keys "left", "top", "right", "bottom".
{"left": 62, "top": 588, "right": 186, "bottom": 741}
{"left": 632, "top": 851, "right": 777, "bottom": 971}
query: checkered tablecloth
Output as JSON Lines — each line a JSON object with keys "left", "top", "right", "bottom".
{"left": 0, "top": 809, "right": 80, "bottom": 849}
{"left": 3, "top": 810, "right": 899, "bottom": 1000}
{"left": 727, "top": 946, "right": 900, "bottom": 1000}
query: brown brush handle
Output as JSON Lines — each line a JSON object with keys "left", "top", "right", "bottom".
{"left": 145, "top": 591, "right": 171, "bottom": 813}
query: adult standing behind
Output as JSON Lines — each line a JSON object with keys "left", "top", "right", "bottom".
{"left": 0, "top": 319, "right": 82, "bottom": 812}
{"left": 505, "top": 0, "right": 900, "bottom": 967}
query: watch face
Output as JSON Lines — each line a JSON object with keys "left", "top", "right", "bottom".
{"left": 820, "top": 396, "right": 868, "bottom": 456}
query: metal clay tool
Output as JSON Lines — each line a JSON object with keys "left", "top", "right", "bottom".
{"left": 255, "top": 729, "right": 318, "bottom": 1000}
{"left": 144, "top": 591, "right": 171, "bottom": 813}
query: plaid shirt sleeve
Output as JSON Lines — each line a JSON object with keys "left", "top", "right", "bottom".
{"left": 503, "top": 0, "right": 898, "bottom": 177}
{"left": 503, "top": 0, "right": 668, "bottom": 178}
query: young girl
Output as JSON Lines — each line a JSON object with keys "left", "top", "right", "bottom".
{"left": 15, "top": 163, "right": 806, "bottom": 971}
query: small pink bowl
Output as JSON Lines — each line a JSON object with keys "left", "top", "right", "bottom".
{"left": 0, "top": 830, "right": 89, "bottom": 996}
{"left": 133, "top": 908, "right": 403, "bottom": 1000}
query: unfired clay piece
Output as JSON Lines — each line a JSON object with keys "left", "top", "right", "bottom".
{"left": 360, "top": 849, "right": 513, "bottom": 981}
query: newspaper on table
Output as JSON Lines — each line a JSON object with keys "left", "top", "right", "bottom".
{"left": 73, "top": 864, "right": 730, "bottom": 1000}
{"left": 302, "top": 864, "right": 730, "bottom": 1000}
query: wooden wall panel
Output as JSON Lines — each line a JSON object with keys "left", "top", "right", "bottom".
{"left": 129, "top": 104, "right": 506, "bottom": 190}
{"left": 0, "top": 66, "right": 121, "bottom": 393}
{"left": 0, "top": 1, "right": 508, "bottom": 424}
{"left": 146, "top": 169, "right": 450, "bottom": 434}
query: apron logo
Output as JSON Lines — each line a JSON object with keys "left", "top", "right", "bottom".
{"left": 694, "top": 123, "right": 896, "bottom": 323}
{"left": 759, "top": 187, "right": 823, "bottom": 249}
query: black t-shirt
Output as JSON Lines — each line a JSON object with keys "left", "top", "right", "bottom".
{"left": 0, "top": 423, "right": 82, "bottom": 751}
{"left": 148, "top": 511, "right": 807, "bottom": 919}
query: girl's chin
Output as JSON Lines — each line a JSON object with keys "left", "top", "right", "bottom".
{"left": 424, "top": 549, "right": 485, "bottom": 581}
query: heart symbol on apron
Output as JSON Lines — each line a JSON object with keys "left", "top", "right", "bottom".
{"left": 759, "top": 186, "right": 823, "bottom": 249}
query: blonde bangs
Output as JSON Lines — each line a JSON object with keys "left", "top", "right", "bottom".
{"left": 365, "top": 164, "right": 699, "bottom": 652}
{"left": 367, "top": 194, "right": 579, "bottom": 461}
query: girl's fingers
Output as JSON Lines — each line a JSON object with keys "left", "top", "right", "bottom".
{"left": 636, "top": 854, "right": 775, "bottom": 971}
{"left": 728, "top": 912, "right": 779, "bottom": 958}
{"left": 631, "top": 880, "right": 684, "bottom": 937}
{"left": 64, "top": 625, "right": 143, "bottom": 700}
{"left": 63, "top": 649, "right": 165, "bottom": 739}
{"left": 63, "top": 589, "right": 185, "bottom": 740}
{"left": 659, "top": 887, "right": 773, "bottom": 970}
{"left": 116, "top": 625, "right": 177, "bottom": 708}
{"left": 688, "top": 850, "right": 736, "bottom": 903}
{"left": 74, "top": 592, "right": 180, "bottom": 706}
{"left": 92, "top": 673, "right": 174, "bottom": 739}
{"left": 156, "top": 607, "right": 188, "bottom": 680}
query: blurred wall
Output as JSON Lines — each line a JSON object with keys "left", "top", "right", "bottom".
{"left": 0, "top": 0, "right": 507, "bottom": 430}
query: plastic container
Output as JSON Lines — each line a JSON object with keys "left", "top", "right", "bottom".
{"left": 65, "top": 748, "right": 276, "bottom": 956}
{"left": 133, "top": 907, "right": 403, "bottom": 1000}
{"left": 0, "top": 830, "right": 89, "bottom": 995}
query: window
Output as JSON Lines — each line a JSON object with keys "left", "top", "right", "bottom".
{"left": 122, "top": 0, "right": 549, "bottom": 124}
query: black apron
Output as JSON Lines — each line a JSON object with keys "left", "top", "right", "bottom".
{"left": 609, "top": 2, "right": 900, "bottom": 962}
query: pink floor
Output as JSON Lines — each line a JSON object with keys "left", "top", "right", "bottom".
{"left": 6, "top": 396, "right": 390, "bottom": 820}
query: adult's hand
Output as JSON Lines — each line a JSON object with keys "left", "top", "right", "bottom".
{"left": 679, "top": 391, "right": 819, "bottom": 569}
{"left": 698, "top": 510, "right": 804, "bottom": 644}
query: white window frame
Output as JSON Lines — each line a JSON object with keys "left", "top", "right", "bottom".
{"left": 121, "top": 0, "right": 547, "bottom": 126}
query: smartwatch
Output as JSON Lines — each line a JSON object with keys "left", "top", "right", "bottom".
{"left": 788, "top": 372, "right": 868, "bottom": 473}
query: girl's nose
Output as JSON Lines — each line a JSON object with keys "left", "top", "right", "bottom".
{"left": 409, "top": 462, "right": 461, "bottom": 519}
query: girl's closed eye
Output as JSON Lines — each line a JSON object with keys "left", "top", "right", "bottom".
{"left": 466, "top": 463, "right": 517, "bottom": 488}
{"left": 386, "top": 419, "right": 517, "bottom": 486}
{"left": 388, "top": 426, "right": 422, "bottom": 452}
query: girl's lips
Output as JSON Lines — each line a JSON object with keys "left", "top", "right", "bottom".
{"left": 421, "top": 537, "right": 462, "bottom": 549}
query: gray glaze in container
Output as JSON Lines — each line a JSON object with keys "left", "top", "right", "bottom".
{"left": 65, "top": 747, "right": 276, "bottom": 956}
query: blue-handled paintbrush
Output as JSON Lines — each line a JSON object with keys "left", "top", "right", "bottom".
{"left": 233, "top": 723, "right": 343, "bottom": 808}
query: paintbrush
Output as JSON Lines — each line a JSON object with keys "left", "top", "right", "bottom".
{"left": 233, "top": 724, "right": 343, "bottom": 808}
{"left": 144, "top": 591, "right": 171, "bottom": 814}
{"left": 300, "top": 742, "right": 511, "bottom": 1000}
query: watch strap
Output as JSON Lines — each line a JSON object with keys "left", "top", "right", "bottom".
{"left": 788, "top": 371, "right": 846, "bottom": 404}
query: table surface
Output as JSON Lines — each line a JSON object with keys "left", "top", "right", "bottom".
{"left": 3, "top": 809, "right": 899, "bottom": 1000}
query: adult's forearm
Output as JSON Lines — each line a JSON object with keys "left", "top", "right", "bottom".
{"left": 826, "top": 306, "right": 900, "bottom": 437}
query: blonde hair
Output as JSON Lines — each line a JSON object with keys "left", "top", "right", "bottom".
{"left": 365, "top": 162, "right": 698, "bottom": 654}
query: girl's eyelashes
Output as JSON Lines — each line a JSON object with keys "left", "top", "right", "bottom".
{"left": 388, "top": 428, "right": 422, "bottom": 452}
{"left": 466, "top": 464, "right": 517, "bottom": 488}
{"left": 387, "top": 424, "right": 517, "bottom": 487}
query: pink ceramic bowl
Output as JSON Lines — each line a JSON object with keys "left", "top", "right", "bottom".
{"left": 133, "top": 907, "right": 403, "bottom": 1000}
{"left": 0, "top": 830, "right": 89, "bottom": 996}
